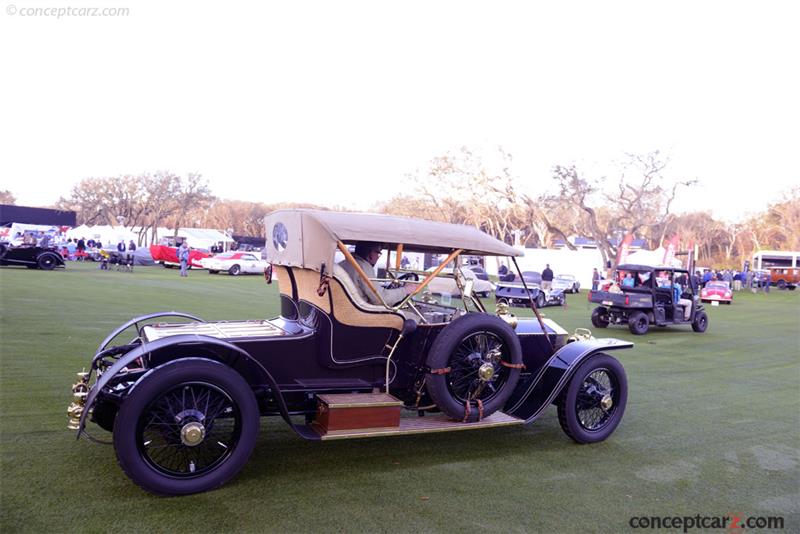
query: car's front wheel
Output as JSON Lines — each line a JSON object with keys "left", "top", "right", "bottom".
{"left": 557, "top": 353, "right": 627, "bottom": 443}
{"left": 113, "top": 359, "right": 259, "bottom": 496}
{"left": 692, "top": 311, "right": 708, "bottom": 333}
{"left": 535, "top": 293, "right": 546, "bottom": 308}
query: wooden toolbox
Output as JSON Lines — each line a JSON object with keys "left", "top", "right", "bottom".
{"left": 314, "top": 393, "right": 403, "bottom": 433}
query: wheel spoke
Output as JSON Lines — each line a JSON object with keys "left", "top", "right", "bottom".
{"left": 138, "top": 382, "right": 241, "bottom": 478}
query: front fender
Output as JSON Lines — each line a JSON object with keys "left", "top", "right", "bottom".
{"left": 505, "top": 338, "right": 633, "bottom": 423}
{"left": 77, "top": 334, "right": 289, "bottom": 437}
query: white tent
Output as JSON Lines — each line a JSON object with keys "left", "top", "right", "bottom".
{"left": 66, "top": 225, "right": 138, "bottom": 246}
{"left": 169, "top": 228, "right": 235, "bottom": 250}
{"left": 625, "top": 247, "right": 683, "bottom": 268}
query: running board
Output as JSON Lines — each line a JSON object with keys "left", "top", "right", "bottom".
{"left": 312, "top": 411, "right": 524, "bottom": 440}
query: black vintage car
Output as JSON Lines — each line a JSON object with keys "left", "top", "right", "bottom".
{"left": 588, "top": 264, "right": 708, "bottom": 335}
{"left": 69, "top": 210, "right": 633, "bottom": 496}
{"left": 0, "top": 243, "right": 65, "bottom": 270}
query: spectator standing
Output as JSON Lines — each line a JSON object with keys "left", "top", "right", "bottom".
{"left": 723, "top": 270, "right": 733, "bottom": 286}
{"left": 733, "top": 271, "right": 742, "bottom": 291}
{"left": 592, "top": 268, "right": 600, "bottom": 290}
{"left": 66, "top": 239, "right": 77, "bottom": 259}
{"left": 541, "top": 264, "right": 554, "bottom": 291}
{"left": 116, "top": 240, "right": 126, "bottom": 271}
{"left": 127, "top": 240, "right": 136, "bottom": 271}
{"left": 178, "top": 241, "right": 190, "bottom": 277}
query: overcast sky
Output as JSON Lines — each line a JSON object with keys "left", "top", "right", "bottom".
{"left": 1, "top": 0, "right": 798, "bottom": 222}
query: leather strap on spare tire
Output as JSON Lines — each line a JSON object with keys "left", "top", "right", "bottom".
{"left": 425, "top": 313, "right": 523, "bottom": 423}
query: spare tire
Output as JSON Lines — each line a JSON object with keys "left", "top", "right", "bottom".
{"left": 426, "top": 314, "right": 523, "bottom": 422}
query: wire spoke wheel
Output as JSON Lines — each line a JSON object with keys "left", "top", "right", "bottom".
{"left": 557, "top": 353, "right": 628, "bottom": 444}
{"left": 114, "top": 359, "right": 259, "bottom": 495}
{"left": 574, "top": 370, "right": 617, "bottom": 431}
{"left": 426, "top": 314, "right": 523, "bottom": 422}
{"left": 138, "top": 382, "right": 241, "bottom": 478}
{"left": 446, "top": 331, "right": 510, "bottom": 404}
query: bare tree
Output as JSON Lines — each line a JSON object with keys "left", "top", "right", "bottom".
{"left": 543, "top": 152, "right": 695, "bottom": 266}
{"left": 0, "top": 190, "right": 16, "bottom": 205}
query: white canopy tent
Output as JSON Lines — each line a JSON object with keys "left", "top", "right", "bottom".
{"left": 625, "top": 247, "right": 683, "bottom": 268}
{"left": 66, "top": 225, "right": 138, "bottom": 246}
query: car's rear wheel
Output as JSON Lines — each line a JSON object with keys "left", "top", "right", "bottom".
{"left": 692, "top": 311, "right": 708, "bottom": 333}
{"left": 557, "top": 353, "right": 627, "bottom": 443}
{"left": 426, "top": 314, "right": 522, "bottom": 422}
{"left": 37, "top": 253, "right": 59, "bottom": 270}
{"left": 113, "top": 359, "right": 259, "bottom": 496}
{"left": 628, "top": 311, "right": 649, "bottom": 335}
{"left": 590, "top": 307, "right": 609, "bottom": 328}
{"left": 229, "top": 265, "right": 241, "bottom": 276}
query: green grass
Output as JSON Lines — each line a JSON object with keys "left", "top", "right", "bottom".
{"left": 1, "top": 262, "right": 798, "bottom": 533}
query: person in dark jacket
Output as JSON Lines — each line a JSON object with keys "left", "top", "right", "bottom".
{"left": 541, "top": 264, "right": 554, "bottom": 291}
{"left": 116, "top": 240, "right": 126, "bottom": 271}
{"left": 592, "top": 268, "right": 601, "bottom": 290}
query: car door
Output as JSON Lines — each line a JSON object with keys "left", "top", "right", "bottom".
{"left": 242, "top": 254, "right": 259, "bottom": 273}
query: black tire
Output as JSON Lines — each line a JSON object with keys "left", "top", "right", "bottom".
{"left": 557, "top": 353, "right": 627, "bottom": 444}
{"left": 37, "top": 253, "right": 58, "bottom": 270}
{"left": 229, "top": 264, "right": 241, "bottom": 276}
{"left": 789, "top": 285, "right": 796, "bottom": 291}
{"left": 535, "top": 293, "right": 546, "bottom": 308}
{"left": 208, "top": 270, "right": 218, "bottom": 275}
{"left": 590, "top": 307, "right": 609, "bottom": 328}
{"left": 628, "top": 311, "right": 649, "bottom": 335}
{"left": 692, "top": 311, "right": 708, "bottom": 333}
{"left": 573, "top": 285, "right": 580, "bottom": 294}
{"left": 777, "top": 280, "right": 787, "bottom": 290}
{"left": 113, "top": 358, "right": 259, "bottom": 496}
{"left": 426, "top": 314, "right": 522, "bottom": 422}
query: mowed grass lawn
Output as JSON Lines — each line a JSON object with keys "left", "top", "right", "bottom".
{"left": 1, "top": 262, "right": 798, "bottom": 533}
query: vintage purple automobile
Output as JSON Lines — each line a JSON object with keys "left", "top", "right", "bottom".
{"left": 69, "top": 210, "right": 633, "bottom": 495}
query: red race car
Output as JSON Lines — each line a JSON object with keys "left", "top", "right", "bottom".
{"left": 149, "top": 244, "right": 210, "bottom": 268}
{"left": 701, "top": 281, "right": 732, "bottom": 304}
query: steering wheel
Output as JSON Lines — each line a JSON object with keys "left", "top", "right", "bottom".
{"left": 384, "top": 271, "right": 420, "bottom": 289}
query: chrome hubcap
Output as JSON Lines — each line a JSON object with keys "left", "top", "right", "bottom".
{"left": 478, "top": 363, "right": 495, "bottom": 381}
{"left": 180, "top": 422, "right": 206, "bottom": 446}
{"left": 600, "top": 394, "right": 613, "bottom": 411}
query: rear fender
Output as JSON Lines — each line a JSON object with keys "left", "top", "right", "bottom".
{"left": 505, "top": 338, "right": 633, "bottom": 423}
{"left": 78, "top": 334, "right": 290, "bottom": 437}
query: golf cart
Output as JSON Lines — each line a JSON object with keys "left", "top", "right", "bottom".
{"left": 69, "top": 210, "right": 633, "bottom": 495}
{"left": 588, "top": 264, "right": 708, "bottom": 335}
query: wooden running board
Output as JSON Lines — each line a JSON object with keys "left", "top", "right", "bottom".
{"left": 313, "top": 411, "right": 524, "bottom": 440}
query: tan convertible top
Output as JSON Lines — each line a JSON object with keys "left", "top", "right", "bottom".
{"left": 264, "top": 209, "right": 521, "bottom": 271}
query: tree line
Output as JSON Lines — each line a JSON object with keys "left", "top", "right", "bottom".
{"left": 13, "top": 148, "right": 795, "bottom": 268}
